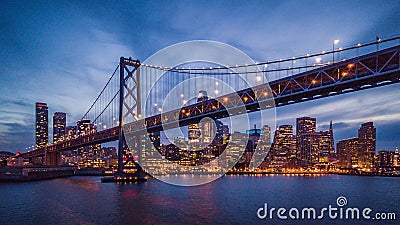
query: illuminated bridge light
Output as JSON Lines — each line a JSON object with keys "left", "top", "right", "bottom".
{"left": 347, "top": 63, "right": 355, "bottom": 69}
{"left": 223, "top": 97, "right": 228, "bottom": 102}
{"left": 342, "top": 72, "right": 348, "bottom": 76}
{"left": 243, "top": 97, "right": 248, "bottom": 102}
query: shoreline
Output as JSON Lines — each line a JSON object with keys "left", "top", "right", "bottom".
{"left": 1, "top": 166, "right": 399, "bottom": 183}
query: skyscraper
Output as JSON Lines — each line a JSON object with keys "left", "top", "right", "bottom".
{"left": 53, "top": 112, "right": 66, "bottom": 143}
{"left": 35, "top": 102, "right": 48, "bottom": 148}
{"left": 298, "top": 132, "right": 320, "bottom": 163}
{"left": 273, "top": 125, "right": 293, "bottom": 155}
{"left": 358, "top": 121, "right": 376, "bottom": 169}
{"left": 318, "top": 121, "right": 335, "bottom": 162}
{"left": 337, "top": 137, "right": 359, "bottom": 168}
{"left": 296, "top": 117, "right": 318, "bottom": 164}
{"left": 296, "top": 117, "right": 316, "bottom": 135}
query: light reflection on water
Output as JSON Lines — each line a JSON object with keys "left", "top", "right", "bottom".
{"left": 0, "top": 175, "right": 399, "bottom": 225}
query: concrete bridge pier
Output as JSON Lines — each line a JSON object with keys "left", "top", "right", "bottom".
{"left": 45, "top": 152, "right": 62, "bottom": 166}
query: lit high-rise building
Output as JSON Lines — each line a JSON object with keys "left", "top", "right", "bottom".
{"left": 298, "top": 132, "right": 320, "bottom": 164}
{"left": 296, "top": 117, "right": 318, "bottom": 164}
{"left": 318, "top": 121, "right": 335, "bottom": 162}
{"left": 273, "top": 125, "right": 293, "bottom": 155}
{"left": 358, "top": 121, "right": 376, "bottom": 169}
{"left": 66, "top": 125, "right": 78, "bottom": 139}
{"left": 337, "top": 137, "right": 359, "bottom": 168}
{"left": 377, "top": 151, "right": 394, "bottom": 167}
{"left": 35, "top": 102, "right": 48, "bottom": 148}
{"left": 75, "top": 119, "right": 100, "bottom": 158}
{"left": 53, "top": 112, "right": 66, "bottom": 143}
{"left": 296, "top": 117, "right": 316, "bottom": 135}
{"left": 77, "top": 119, "right": 91, "bottom": 136}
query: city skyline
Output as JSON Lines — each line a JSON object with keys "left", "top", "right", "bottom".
{"left": 1, "top": 1, "right": 400, "bottom": 152}
{"left": 26, "top": 101, "right": 398, "bottom": 156}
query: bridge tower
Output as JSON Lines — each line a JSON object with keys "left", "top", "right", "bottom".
{"left": 118, "top": 57, "right": 141, "bottom": 174}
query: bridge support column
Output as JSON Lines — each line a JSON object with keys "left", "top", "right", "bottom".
{"left": 45, "top": 152, "right": 62, "bottom": 166}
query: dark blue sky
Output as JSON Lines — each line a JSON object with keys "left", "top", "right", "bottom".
{"left": 0, "top": 0, "right": 399, "bottom": 153}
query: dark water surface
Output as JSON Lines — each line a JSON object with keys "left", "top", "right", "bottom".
{"left": 0, "top": 175, "right": 399, "bottom": 224}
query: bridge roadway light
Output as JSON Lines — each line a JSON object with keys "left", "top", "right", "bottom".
{"left": 315, "top": 57, "right": 322, "bottom": 64}
{"left": 333, "top": 39, "right": 340, "bottom": 62}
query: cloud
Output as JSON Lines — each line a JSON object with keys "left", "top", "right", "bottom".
{"left": 0, "top": 1, "right": 399, "bottom": 153}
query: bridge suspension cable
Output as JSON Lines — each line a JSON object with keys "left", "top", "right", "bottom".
{"left": 81, "top": 65, "right": 119, "bottom": 120}
{"left": 80, "top": 64, "right": 121, "bottom": 132}
{"left": 140, "top": 35, "right": 400, "bottom": 72}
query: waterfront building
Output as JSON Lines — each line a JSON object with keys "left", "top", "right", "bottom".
{"left": 318, "top": 122, "right": 334, "bottom": 162}
{"left": 337, "top": 137, "right": 359, "bottom": 168}
{"left": 66, "top": 126, "right": 78, "bottom": 140}
{"left": 53, "top": 112, "right": 66, "bottom": 143}
{"left": 77, "top": 119, "right": 91, "bottom": 136}
{"left": 296, "top": 117, "right": 318, "bottom": 164}
{"left": 35, "top": 102, "right": 48, "bottom": 149}
{"left": 298, "top": 132, "right": 320, "bottom": 164}
{"left": 358, "top": 122, "right": 376, "bottom": 169}
{"left": 377, "top": 150, "right": 394, "bottom": 167}
{"left": 296, "top": 116, "right": 316, "bottom": 135}
{"left": 273, "top": 125, "right": 293, "bottom": 155}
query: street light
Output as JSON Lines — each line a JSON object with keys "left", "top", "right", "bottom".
{"left": 333, "top": 39, "right": 340, "bottom": 62}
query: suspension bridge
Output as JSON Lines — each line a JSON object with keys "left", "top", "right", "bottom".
{"left": 22, "top": 36, "right": 400, "bottom": 178}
